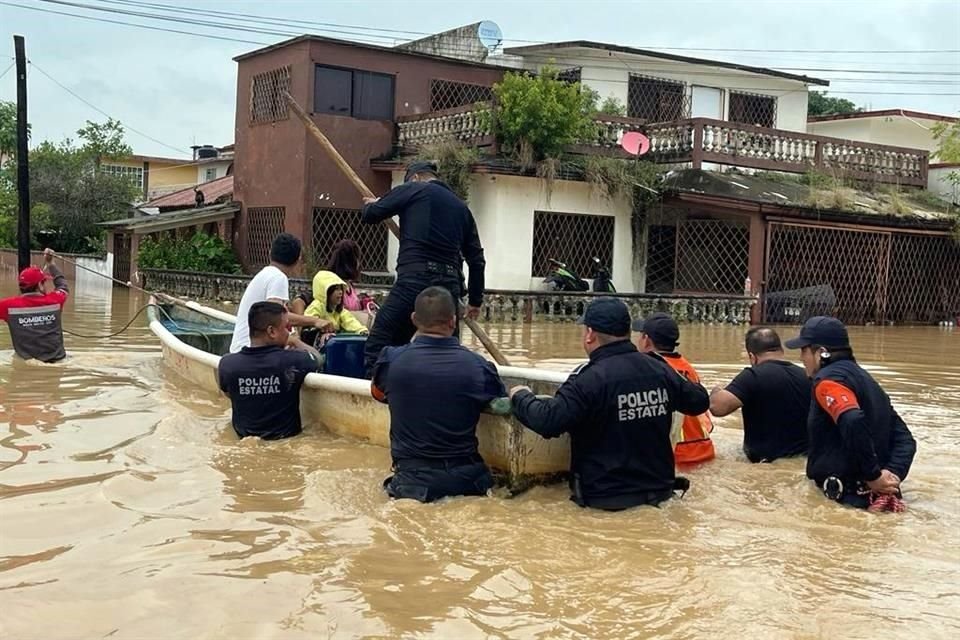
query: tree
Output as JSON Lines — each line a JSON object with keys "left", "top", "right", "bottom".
{"left": 76, "top": 118, "right": 132, "bottom": 169}
{"left": 932, "top": 120, "right": 960, "bottom": 190}
{"left": 808, "top": 91, "right": 862, "bottom": 117}
{"left": 0, "top": 100, "right": 30, "bottom": 162}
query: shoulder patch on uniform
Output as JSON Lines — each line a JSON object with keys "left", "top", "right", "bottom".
{"left": 815, "top": 379, "right": 860, "bottom": 423}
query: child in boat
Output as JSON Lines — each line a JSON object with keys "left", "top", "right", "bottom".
{"left": 302, "top": 271, "right": 368, "bottom": 347}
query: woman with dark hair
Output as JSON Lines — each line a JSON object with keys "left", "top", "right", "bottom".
{"left": 327, "top": 239, "right": 362, "bottom": 311}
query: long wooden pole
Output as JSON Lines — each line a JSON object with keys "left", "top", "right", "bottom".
{"left": 14, "top": 35, "right": 30, "bottom": 272}
{"left": 284, "top": 92, "right": 511, "bottom": 367}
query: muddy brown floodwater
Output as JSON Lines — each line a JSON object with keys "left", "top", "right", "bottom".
{"left": 0, "top": 280, "right": 958, "bottom": 640}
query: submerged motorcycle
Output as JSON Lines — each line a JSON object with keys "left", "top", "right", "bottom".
{"left": 543, "top": 257, "right": 616, "bottom": 293}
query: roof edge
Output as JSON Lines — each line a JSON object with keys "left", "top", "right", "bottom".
{"left": 502, "top": 40, "right": 830, "bottom": 86}
{"left": 808, "top": 109, "right": 960, "bottom": 123}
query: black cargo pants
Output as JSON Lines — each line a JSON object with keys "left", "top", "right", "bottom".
{"left": 363, "top": 272, "right": 462, "bottom": 377}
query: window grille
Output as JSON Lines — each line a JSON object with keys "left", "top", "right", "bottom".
{"left": 531, "top": 211, "right": 615, "bottom": 279}
{"left": 886, "top": 233, "right": 960, "bottom": 324}
{"left": 429, "top": 79, "right": 494, "bottom": 111}
{"left": 312, "top": 208, "right": 389, "bottom": 273}
{"left": 245, "top": 207, "right": 285, "bottom": 270}
{"left": 729, "top": 91, "right": 777, "bottom": 128}
{"left": 644, "top": 225, "right": 677, "bottom": 294}
{"left": 102, "top": 164, "right": 144, "bottom": 189}
{"left": 674, "top": 219, "right": 749, "bottom": 294}
{"left": 113, "top": 233, "right": 131, "bottom": 282}
{"left": 250, "top": 66, "right": 291, "bottom": 124}
{"left": 627, "top": 74, "right": 688, "bottom": 122}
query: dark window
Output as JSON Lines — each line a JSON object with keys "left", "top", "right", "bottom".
{"left": 312, "top": 207, "right": 389, "bottom": 273}
{"left": 557, "top": 67, "right": 582, "bottom": 85}
{"left": 627, "top": 74, "right": 688, "bottom": 122}
{"left": 430, "top": 79, "right": 494, "bottom": 111}
{"left": 531, "top": 211, "right": 615, "bottom": 278}
{"left": 314, "top": 66, "right": 352, "bottom": 116}
{"left": 314, "top": 65, "right": 395, "bottom": 120}
{"left": 729, "top": 91, "right": 777, "bottom": 128}
{"left": 353, "top": 71, "right": 395, "bottom": 120}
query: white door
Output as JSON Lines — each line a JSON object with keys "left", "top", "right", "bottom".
{"left": 691, "top": 86, "right": 723, "bottom": 120}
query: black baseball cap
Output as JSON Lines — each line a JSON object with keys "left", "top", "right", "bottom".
{"left": 404, "top": 161, "right": 438, "bottom": 182}
{"left": 631, "top": 312, "right": 680, "bottom": 349}
{"left": 785, "top": 316, "right": 850, "bottom": 349}
{"left": 577, "top": 297, "right": 631, "bottom": 336}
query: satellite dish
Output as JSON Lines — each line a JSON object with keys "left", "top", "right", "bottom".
{"left": 621, "top": 131, "right": 650, "bottom": 157}
{"left": 478, "top": 21, "right": 503, "bottom": 51}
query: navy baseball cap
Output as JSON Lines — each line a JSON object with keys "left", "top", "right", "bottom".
{"left": 785, "top": 316, "right": 850, "bottom": 349}
{"left": 631, "top": 312, "right": 680, "bottom": 349}
{"left": 404, "top": 161, "right": 438, "bottom": 182}
{"left": 577, "top": 297, "right": 631, "bottom": 336}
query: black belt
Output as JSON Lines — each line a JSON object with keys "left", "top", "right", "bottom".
{"left": 393, "top": 454, "right": 483, "bottom": 471}
{"left": 397, "top": 261, "right": 460, "bottom": 278}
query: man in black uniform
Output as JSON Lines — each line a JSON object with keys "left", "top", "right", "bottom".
{"left": 361, "top": 161, "right": 486, "bottom": 375}
{"left": 371, "top": 287, "right": 505, "bottom": 503}
{"left": 509, "top": 298, "right": 709, "bottom": 511}
{"left": 709, "top": 327, "right": 810, "bottom": 462}
{"left": 218, "top": 301, "right": 320, "bottom": 440}
{"left": 785, "top": 316, "right": 917, "bottom": 511}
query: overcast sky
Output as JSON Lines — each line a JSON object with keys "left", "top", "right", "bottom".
{"left": 2, "top": 0, "right": 958, "bottom": 159}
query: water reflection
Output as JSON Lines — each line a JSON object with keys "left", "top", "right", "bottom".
{"left": 0, "top": 276, "right": 957, "bottom": 639}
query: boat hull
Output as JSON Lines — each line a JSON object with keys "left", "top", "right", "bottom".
{"left": 148, "top": 299, "right": 571, "bottom": 489}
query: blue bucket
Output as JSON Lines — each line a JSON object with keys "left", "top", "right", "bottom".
{"left": 323, "top": 335, "right": 368, "bottom": 379}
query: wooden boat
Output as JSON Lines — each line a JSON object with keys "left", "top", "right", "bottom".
{"left": 146, "top": 297, "right": 572, "bottom": 490}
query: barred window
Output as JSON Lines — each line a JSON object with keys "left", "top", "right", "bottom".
{"left": 557, "top": 67, "right": 582, "bottom": 85}
{"left": 250, "top": 66, "right": 291, "bottom": 124}
{"left": 531, "top": 211, "right": 615, "bottom": 278}
{"left": 729, "top": 91, "right": 777, "bottom": 128}
{"left": 312, "top": 208, "right": 388, "bottom": 273}
{"left": 246, "top": 207, "right": 285, "bottom": 270}
{"left": 102, "top": 164, "right": 144, "bottom": 189}
{"left": 644, "top": 225, "right": 677, "bottom": 294}
{"left": 430, "top": 79, "right": 494, "bottom": 111}
{"left": 628, "top": 74, "right": 688, "bottom": 122}
{"left": 674, "top": 219, "right": 749, "bottom": 294}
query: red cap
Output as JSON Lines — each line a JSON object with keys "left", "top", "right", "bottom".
{"left": 18, "top": 266, "right": 51, "bottom": 289}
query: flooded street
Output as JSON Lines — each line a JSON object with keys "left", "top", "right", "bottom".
{"left": 1, "top": 280, "right": 958, "bottom": 639}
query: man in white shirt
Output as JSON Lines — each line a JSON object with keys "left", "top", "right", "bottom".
{"left": 230, "top": 233, "right": 332, "bottom": 353}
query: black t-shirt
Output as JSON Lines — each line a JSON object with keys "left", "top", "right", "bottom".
{"left": 217, "top": 345, "right": 320, "bottom": 440}
{"left": 726, "top": 359, "right": 811, "bottom": 462}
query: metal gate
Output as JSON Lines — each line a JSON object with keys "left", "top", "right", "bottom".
{"left": 764, "top": 221, "right": 959, "bottom": 325}
{"left": 113, "top": 233, "right": 132, "bottom": 283}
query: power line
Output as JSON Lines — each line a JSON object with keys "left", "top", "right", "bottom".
{"left": 90, "top": 0, "right": 960, "bottom": 54}
{"left": 27, "top": 60, "right": 191, "bottom": 155}
{"left": 0, "top": 62, "right": 15, "bottom": 81}
{"left": 1, "top": 1, "right": 268, "bottom": 46}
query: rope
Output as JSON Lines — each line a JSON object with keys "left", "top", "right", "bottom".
{"left": 61, "top": 302, "right": 213, "bottom": 351}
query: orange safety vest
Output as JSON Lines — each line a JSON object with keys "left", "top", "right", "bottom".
{"left": 662, "top": 353, "right": 716, "bottom": 465}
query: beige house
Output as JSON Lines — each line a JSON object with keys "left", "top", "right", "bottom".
{"left": 808, "top": 109, "right": 959, "bottom": 202}
{"left": 102, "top": 144, "right": 234, "bottom": 202}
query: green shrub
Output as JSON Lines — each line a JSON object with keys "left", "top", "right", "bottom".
{"left": 139, "top": 231, "right": 241, "bottom": 274}
{"left": 488, "top": 67, "right": 599, "bottom": 161}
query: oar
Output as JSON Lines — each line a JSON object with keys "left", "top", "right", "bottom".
{"left": 283, "top": 92, "right": 512, "bottom": 367}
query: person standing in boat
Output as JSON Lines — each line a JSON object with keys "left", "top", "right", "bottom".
{"left": 360, "top": 161, "right": 486, "bottom": 376}
{"left": 509, "top": 298, "right": 710, "bottom": 511}
{"left": 229, "top": 233, "right": 332, "bottom": 354}
{"left": 785, "top": 316, "right": 917, "bottom": 512}
{"left": 0, "top": 249, "right": 70, "bottom": 363}
{"left": 371, "top": 287, "right": 505, "bottom": 503}
{"left": 218, "top": 301, "right": 320, "bottom": 440}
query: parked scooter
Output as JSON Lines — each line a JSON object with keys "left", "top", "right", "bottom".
{"left": 591, "top": 256, "right": 616, "bottom": 293}
{"left": 543, "top": 258, "right": 589, "bottom": 292}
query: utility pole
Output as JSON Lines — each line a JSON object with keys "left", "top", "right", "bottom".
{"left": 14, "top": 35, "right": 30, "bottom": 271}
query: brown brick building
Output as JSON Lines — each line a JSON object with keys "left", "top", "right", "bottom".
{"left": 233, "top": 35, "right": 504, "bottom": 272}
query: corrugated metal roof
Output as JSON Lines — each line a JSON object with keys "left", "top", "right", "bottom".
{"left": 146, "top": 175, "right": 233, "bottom": 209}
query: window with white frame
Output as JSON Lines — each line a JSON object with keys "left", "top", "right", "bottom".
{"left": 204, "top": 167, "right": 218, "bottom": 182}
{"left": 102, "top": 164, "right": 144, "bottom": 189}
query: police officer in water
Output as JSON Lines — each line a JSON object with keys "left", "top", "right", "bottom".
{"left": 508, "top": 297, "right": 710, "bottom": 511}
{"left": 360, "top": 161, "right": 486, "bottom": 376}
{"left": 786, "top": 316, "right": 917, "bottom": 511}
